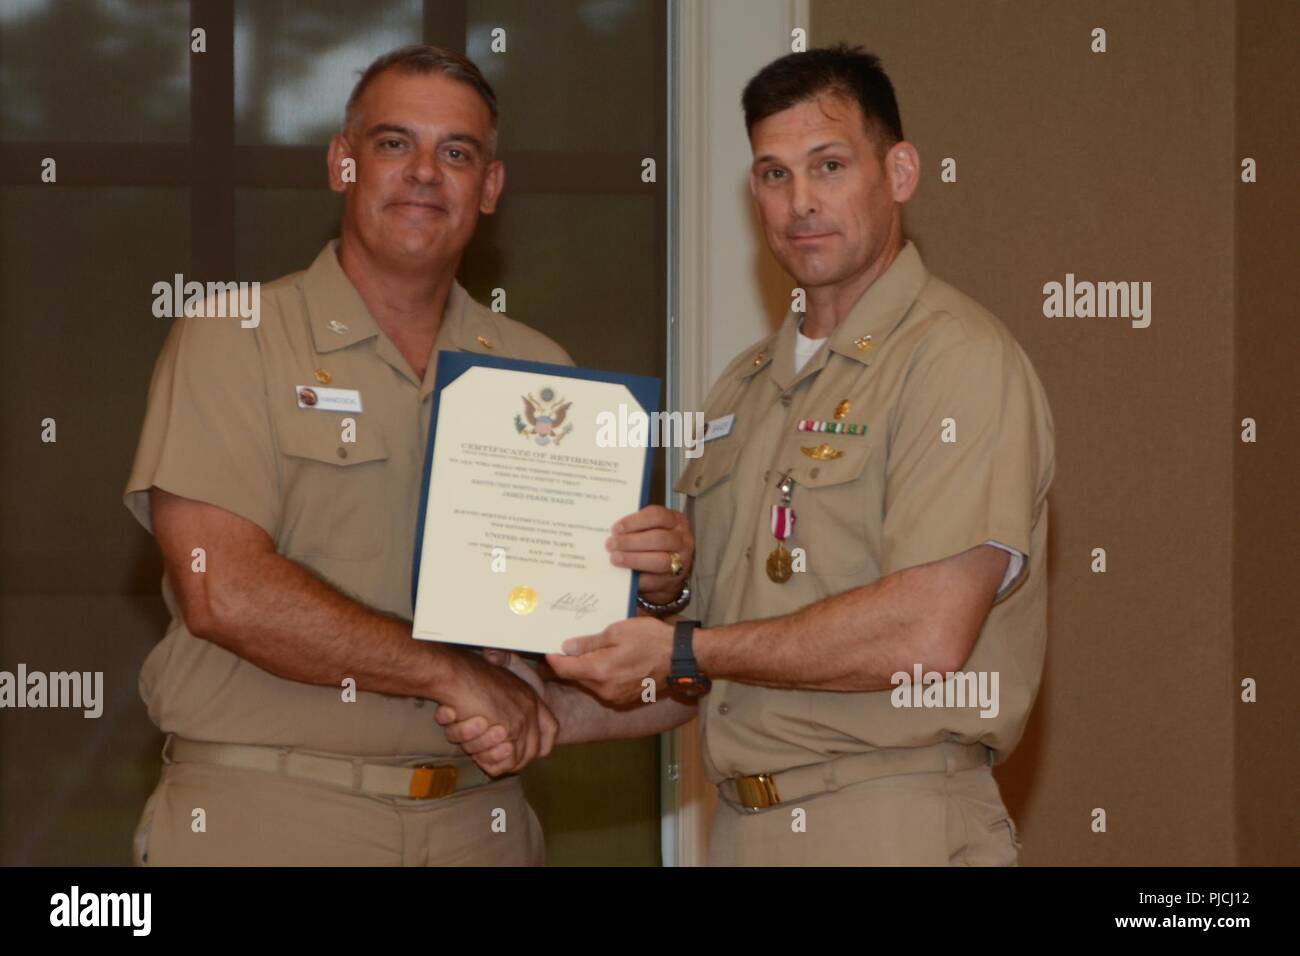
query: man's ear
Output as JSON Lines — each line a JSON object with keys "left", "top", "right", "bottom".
{"left": 326, "top": 133, "right": 354, "bottom": 194}
{"left": 888, "top": 141, "right": 920, "bottom": 204}
{"left": 479, "top": 158, "right": 506, "bottom": 214}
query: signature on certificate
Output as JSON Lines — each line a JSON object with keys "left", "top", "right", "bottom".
{"left": 550, "top": 592, "right": 600, "bottom": 619}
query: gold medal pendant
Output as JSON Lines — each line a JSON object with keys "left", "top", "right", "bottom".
{"left": 767, "top": 473, "right": 797, "bottom": 584}
{"left": 766, "top": 542, "right": 793, "bottom": 583}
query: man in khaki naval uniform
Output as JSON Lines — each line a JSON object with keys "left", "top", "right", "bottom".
{"left": 123, "top": 46, "right": 692, "bottom": 866}
{"left": 538, "top": 46, "right": 1056, "bottom": 865}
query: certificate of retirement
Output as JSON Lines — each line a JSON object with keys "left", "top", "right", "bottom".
{"left": 411, "top": 352, "right": 660, "bottom": 654}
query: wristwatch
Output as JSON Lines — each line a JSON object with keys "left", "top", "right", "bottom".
{"left": 666, "top": 619, "right": 711, "bottom": 696}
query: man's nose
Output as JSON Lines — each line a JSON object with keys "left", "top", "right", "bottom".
{"left": 790, "top": 174, "right": 817, "bottom": 218}
{"left": 405, "top": 147, "right": 444, "bottom": 185}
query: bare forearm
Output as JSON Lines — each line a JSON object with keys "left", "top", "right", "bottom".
{"left": 546, "top": 680, "right": 696, "bottom": 744}
{"left": 694, "top": 567, "right": 950, "bottom": 692}
{"left": 187, "top": 550, "right": 463, "bottom": 700}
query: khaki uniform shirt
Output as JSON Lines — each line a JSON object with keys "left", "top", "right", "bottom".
{"left": 124, "top": 240, "right": 572, "bottom": 756}
{"left": 675, "top": 241, "right": 1055, "bottom": 781}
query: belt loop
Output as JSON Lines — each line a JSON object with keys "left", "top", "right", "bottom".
{"left": 160, "top": 733, "right": 174, "bottom": 765}
{"left": 276, "top": 747, "right": 290, "bottom": 776}
{"left": 351, "top": 757, "right": 364, "bottom": 792}
{"left": 943, "top": 742, "right": 958, "bottom": 777}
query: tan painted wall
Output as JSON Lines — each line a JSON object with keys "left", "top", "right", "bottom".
{"left": 812, "top": 0, "right": 1284, "bottom": 863}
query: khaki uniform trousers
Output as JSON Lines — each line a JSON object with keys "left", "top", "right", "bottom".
{"left": 709, "top": 762, "right": 1021, "bottom": 867}
{"left": 132, "top": 745, "right": 544, "bottom": 867}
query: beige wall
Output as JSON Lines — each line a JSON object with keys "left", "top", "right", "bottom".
{"left": 809, "top": 0, "right": 1297, "bottom": 864}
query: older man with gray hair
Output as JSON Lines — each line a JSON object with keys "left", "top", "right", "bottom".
{"left": 123, "top": 44, "right": 693, "bottom": 866}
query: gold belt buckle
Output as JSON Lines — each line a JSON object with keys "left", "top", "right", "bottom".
{"left": 734, "top": 773, "right": 781, "bottom": 811}
{"left": 408, "top": 763, "right": 459, "bottom": 799}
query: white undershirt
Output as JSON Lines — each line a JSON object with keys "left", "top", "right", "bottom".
{"left": 794, "top": 327, "right": 827, "bottom": 374}
{"left": 791, "top": 324, "right": 1025, "bottom": 598}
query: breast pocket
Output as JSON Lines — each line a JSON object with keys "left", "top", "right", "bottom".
{"left": 783, "top": 439, "right": 876, "bottom": 577}
{"left": 277, "top": 415, "right": 390, "bottom": 561}
{"left": 674, "top": 439, "right": 743, "bottom": 594}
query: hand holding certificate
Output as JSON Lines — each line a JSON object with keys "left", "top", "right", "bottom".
{"left": 412, "top": 353, "right": 661, "bottom": 654}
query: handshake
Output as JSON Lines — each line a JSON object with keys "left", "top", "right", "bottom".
{"left": 431, "top": 504, "right": 694, "bottom": 777}
{"left": 433, "top": 646, "right": 560, "bottom": 778}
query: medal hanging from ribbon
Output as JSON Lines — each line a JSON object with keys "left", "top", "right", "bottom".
{"left": 767, "top": 472, "right": 797, "bottom": 583}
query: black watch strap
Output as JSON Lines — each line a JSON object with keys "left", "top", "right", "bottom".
{"left": 668, "top": 619, "right": 710, "bottom": 694}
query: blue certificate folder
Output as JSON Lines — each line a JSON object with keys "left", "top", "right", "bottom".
{"left": 412, "top": 351, "right": 662, "bottom": 634}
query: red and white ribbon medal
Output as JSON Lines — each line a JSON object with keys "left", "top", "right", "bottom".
{"left": 766, "top": 472, "right": 796, "bottom": 583}
{"left": 770, "top": 504, "right": 796, "bottom": 540}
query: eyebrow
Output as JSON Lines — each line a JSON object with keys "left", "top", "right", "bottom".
{"left": 365, "top": 123, "right": 417, "bottom": 139}
{"left": 808, "top": 140, "right": 850, "bottom": 155}
{"left": 752, "top": 140, "right": 852, "bottom": 169}
{"left": 364, "top": 123, "right": 484, "bottom": 152}
{"left": 442, "top": 132, "right": 485, "bottom": 151}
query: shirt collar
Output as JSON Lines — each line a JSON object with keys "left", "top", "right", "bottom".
{"left": 438, "top": 281, "right": 503, "bottom": 357}
{"left": 825, "top": 239, "right": 928, "bottom": 366}
{"left": 303, "top": 239, "right": 502, "bottom": 360}
{"left": 303, "top": 240, "right": 382, "bottom": 354}
{"left": 760, "top": 312, "right": 807, "bottom": 390}
{"left": 738, "top": 239, "right": 928, "bottom": 389}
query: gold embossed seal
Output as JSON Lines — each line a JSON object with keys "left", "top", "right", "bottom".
{"left": 508, "top": 586, "right": 538, "bottom": 615}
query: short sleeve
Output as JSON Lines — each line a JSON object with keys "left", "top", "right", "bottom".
{"left": 985, "top": 539, "right": 1025, "bottom": 599}
{"left": 881, "top": 330, "right": 1051, "bottom": 578}
{"left": 123, "top": 311, "right": 280, "bottom": 538}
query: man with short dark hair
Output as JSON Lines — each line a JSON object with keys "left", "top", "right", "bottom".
{"left": 499, "top": 44, "right": 1056, "bottom": 865}
{"left": 123, "top": 44, "right": 693, "bottom": 866}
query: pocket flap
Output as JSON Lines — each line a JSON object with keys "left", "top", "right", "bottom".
{"left": 781, "top": 438, "right": 872, "bottom": 488}
{"left": 278, "top": 416, "right": 389, "bottom": 466}
{"left": 674, "top": 439, "right": 743, "bottom": 496}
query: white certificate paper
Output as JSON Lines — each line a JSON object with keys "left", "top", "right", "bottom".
{"left": 412, "top": 355, "right": 658, "bottom": 654}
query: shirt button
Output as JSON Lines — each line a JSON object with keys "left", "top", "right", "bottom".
{"left": 414, "top": 699, "right": 425, "bottom": 709}
{"left": 810, "top": 466, "right": 820, "bottom": 479}
{"left": 336, "top": 447, "right": 348, "bottom": 459}
{"left": 780, "top": 394, "right": 792, "bottom": 407}
{"left": 762, "top": 470, "right": 770, "bottom": 482}
{"left": 694, "top": 475, "right": 702, "bottom": 488}
{"left": 718, "top": 703, "right": 730, "bottom": 715}
{"left": 744, "top": 546, "right": 752, "bottom": 560}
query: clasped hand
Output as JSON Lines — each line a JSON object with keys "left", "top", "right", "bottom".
{"left": 434, "top": 506, "right": 691, "bottom": 776}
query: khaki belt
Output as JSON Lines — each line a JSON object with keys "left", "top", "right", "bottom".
{"left": 719, "top": 741, "right": 994, "bottom": 812}
{"left": 163, "top": 735, "right": 491, "bottom": 800}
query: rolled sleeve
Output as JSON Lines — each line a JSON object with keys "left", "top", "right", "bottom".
{"left": 881, "top": 329, "right": 1047, "bottom": 578}
{"left": 124, "top": 312, "right": 280, "bottom": 538}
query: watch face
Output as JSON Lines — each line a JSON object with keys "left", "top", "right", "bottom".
{"left": 668, "top": 676, "right": 711, "bottom": 698}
